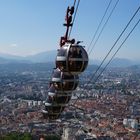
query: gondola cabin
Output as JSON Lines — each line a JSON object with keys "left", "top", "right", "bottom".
{"left": 48, "top": 84, "right": 72, "bottom": 104}
{"left": 51, "top": 68, "right": 79, "bottom": 91}
{"left": 56, "top": 43, "right": 88, "bottom": 75}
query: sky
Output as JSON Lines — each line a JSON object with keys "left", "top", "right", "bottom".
{"left": 0, "top": 0, "right": 140, "bottom": 60}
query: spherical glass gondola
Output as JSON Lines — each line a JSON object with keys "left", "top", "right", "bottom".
{"left": 46, "top": 92, "right": 71, "bottom": 106}
{"left": 48, "top": 84, "right": 72, "bottom": 105}
{"left": 48, "top": 95, "right": 71, "bottom": 105}
{"left": 56, "top": 43, "right": 88, "bottom": 75}
{"left": 48, "top": 83, "right": 72, "bottom": 96}
{"left": 45, "top": 102, "right": 65, "bottom": 114}
{"left": 51, "top": 68, "right": 79, "bottom": 91}
{"left": 42, "top": 109, "right": 61, "bottom": 120}
{"left": 47, "top": 114, "right": 61, "bottom": 120}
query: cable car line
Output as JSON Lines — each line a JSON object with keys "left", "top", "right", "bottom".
{"left": 88, "top": 0, "right": 120, "bottom": 55}
{"left": 71, "top": 5, "right": 140, "bottom": 107}
{"left": 69, "top": 17, "right": 140, "bottom": 124}
{"left": 87, "top": 0, "right": 113, "bottom": 52}
{"left": 85, "top": 4, "right": 140, "bottom": 89}
{"left": 73, "top": 0, "right": 77, "bottom": 7}
{"left": 75, "top": 0, "right": 115, "bottom": 95}
{"left": 70, "top": 5, "right": 140, "bottom": 109}
{"left": 68, "top": 0, "right": 81, "bottom": 38}
{"left": 93, "top": 18, "right": 140, "bottom": 85}
{"left": 78, "top": 0, "right": 115, "bottom": 90}
{"left": 88, "top": 4, "right": 140, "bottom": 80}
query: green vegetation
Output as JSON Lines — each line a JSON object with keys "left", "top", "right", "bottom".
{"left": 0, "top": 133, "right": 61, "bottom": 140}
{"left": 0, "top": 133, "right": 32, "bottom": 140}
{"left": 45, "top": 135, "right": 60, "bottom": 140}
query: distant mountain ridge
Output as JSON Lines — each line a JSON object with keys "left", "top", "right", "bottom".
{"left": 108, "top": 58, "right": 136, "bottom": 67}
{"left": 0, "top": 57, "right": 9, "bottom": 64}
{"left": 90, "top": 58, "right": 140, "bottom": 67}
{"left": 0, "top": 51, "right": 140, "bottom": 67}
{"left": 0, "top": 53, "right": 24, "bottom": 60}
{"left": 0, "top": 50, "right": 57, "bottom": 63}
{"left": 0, "top": 56, "right": 30, "bottom": 64}
{"left": 25, "top": 50, "right": 57, "bottom": 63}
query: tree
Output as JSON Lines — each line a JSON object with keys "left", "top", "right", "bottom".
{"left": 1, "top": 133, "right": 32, "bottom": 140}
{"left": 45, "top": 135, "right": 61, "bottom": 140}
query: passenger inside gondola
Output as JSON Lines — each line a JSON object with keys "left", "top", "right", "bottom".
{"left": 68, "top": 46, "right": 82, "bottom": 71}
{"left": 77, "top": 47, "right": 82, "bottom": 58}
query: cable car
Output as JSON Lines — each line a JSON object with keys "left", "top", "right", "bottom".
{"left": 51, "top": 68, "right": 79, "bottom": 91}
{"left": 45, "top": 102, "right": 65, "bottom": 114}
{"left": 42, "top": 109, "right": 61, "bottom": 120}
{"left": 47, "top": 95, "right": 71, "bottom": 105}
{"left": 56, "top": 43, "right": 88, "bottom": 75}
{"left": 48, "top": 83, "right": 72, "bottom": 96}
{"left": 48, "top": 84, "right": 72, "bottom": 104}
{"left": 46, "top": 89, "right": 71, "bottom": 106}
{"left": 42, "top": 2, "right": 89, "bottom": 120}
{"left": 43, "top": 102, "right": 65, "bottom": 120}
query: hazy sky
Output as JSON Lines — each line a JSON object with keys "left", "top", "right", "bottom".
{"left": 0, "top": 0, "right": 140, "bottom": 60}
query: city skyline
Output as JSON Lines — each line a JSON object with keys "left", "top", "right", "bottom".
{"left": 0, "top": 0, "right": 140, "bottom": 60}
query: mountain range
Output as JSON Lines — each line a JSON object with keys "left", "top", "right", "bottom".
{"left": 0, "top": 51, "right": 140, "bottom": 67}
{"left": 0, "top": 50, "right": 57, "bottom": 63}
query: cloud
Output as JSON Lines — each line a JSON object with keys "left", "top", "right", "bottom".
{"left": 10, "top": 43, "right": 17, "bottom": 47}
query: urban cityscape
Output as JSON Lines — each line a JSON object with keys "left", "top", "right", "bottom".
{"left": 0, "top": 62, "right": 140, "bottom": 139}
{"left": 0, "top": 0, "right": 140, "bottom": 140}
